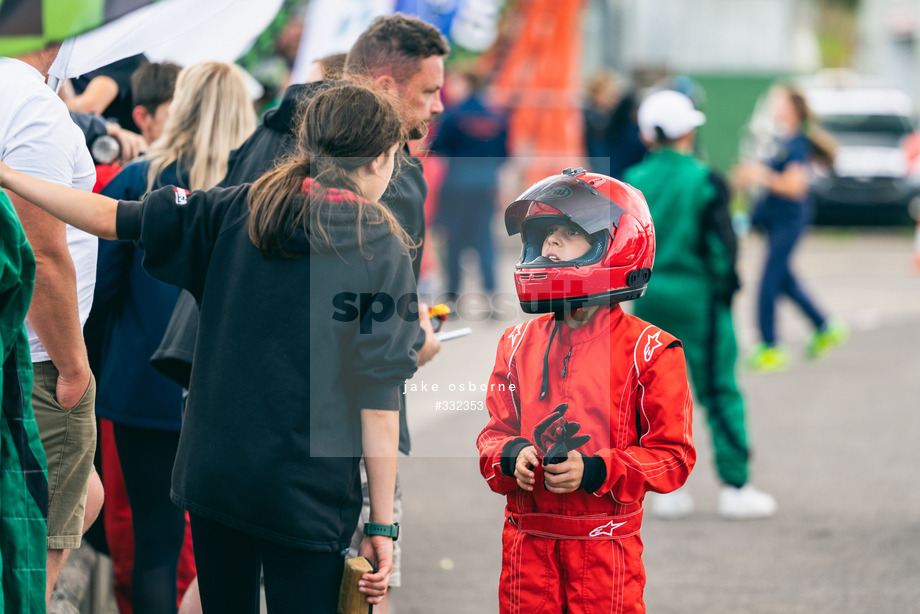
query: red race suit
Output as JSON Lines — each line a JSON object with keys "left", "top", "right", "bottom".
{"left": 477, "top": 305, "right": 695, "bottom": 614}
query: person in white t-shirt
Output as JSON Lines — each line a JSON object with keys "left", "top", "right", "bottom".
{"left": 0, "top": 44, "right": 104, "bottom": 604}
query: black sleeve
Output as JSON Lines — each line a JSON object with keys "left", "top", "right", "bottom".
{"left": 149, "top": 289, "right": 199, "bottom": 388}
{"left": 500, "top": 438, "right": 532, "bottom": 477}
{"left": 349, "top": 238, "right": 421, "bottom": 412}
{"left": 579, "top": 453, "right": 607, "bottom": 494}
{"left": 702, "top": 170, "right": 741, "bottom": 298}
{"left": 115, "top": 184, "right": 245, "bottom": 299}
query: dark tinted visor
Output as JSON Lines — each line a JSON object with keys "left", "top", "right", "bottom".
{"left": 505, "top": 174, "right": 628, "bottom": 236}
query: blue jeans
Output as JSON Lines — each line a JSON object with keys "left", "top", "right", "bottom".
{"left": 757, "top": 220, "right": 826, "bottom": 345}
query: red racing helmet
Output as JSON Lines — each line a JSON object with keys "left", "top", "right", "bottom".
{"left": 504, "top": 168, "right": 655, "bottom": 314}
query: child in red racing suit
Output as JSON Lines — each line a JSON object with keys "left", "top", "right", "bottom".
{"left": 477, "top": 169, "right": 696, "bottom": 614}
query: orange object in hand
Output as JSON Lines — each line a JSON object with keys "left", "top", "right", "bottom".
{"left": 428, "top": 304, "right": 451, "bottom": 319}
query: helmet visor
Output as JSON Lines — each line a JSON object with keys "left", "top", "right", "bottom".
{"left": 505, "top": 174, "right": 628, "bottom": 236}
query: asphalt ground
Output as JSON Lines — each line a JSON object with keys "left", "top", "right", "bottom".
{"left": 391, "top": 227, "right": 920, "bottom": 613}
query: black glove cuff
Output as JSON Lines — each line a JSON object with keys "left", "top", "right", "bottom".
{"left": 500, "top": 438, "right": 532, "bottom": 478}
{"left": 579, "top": 453, "right": 606, "bottom": 494}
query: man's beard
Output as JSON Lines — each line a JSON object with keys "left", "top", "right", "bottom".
{"left": 407, "top": 120, "right": 429, "bottom": 141}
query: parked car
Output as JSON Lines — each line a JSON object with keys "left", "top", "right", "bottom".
{"left": 807, "top": 85, "right": 920, "bottom": 225}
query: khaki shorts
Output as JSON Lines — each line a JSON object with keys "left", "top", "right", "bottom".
{"left": 348, "top": 459, "right": 403, "bottom": 587}
{"left": 31, "top": 360, "right": 97, "bottom": 550}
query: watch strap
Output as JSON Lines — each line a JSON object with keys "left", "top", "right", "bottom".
{"left": 364, "top": 522, "right": 399, "bottom": 541}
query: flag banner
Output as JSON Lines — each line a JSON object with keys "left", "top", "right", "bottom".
{"left": 395, "top": 0, "right": 458, "bottom": 36}
{"left": 0, "top": 0, "right": 155, "bottom": 57}
{"left": 393, "top": 0, "right": 504, "bottom": 55}
{"left": 448, "top": 0, "right": 502, "bottom": 53}
{"left": 48, "top": 0, "right": 283, "bottom": 82}
{"left": 288, "top": 0, "right": 392, "bottom": 85}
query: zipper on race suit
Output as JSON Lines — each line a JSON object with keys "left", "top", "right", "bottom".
{"left": 561, "top": 348, "right": 572, "bottom": 379}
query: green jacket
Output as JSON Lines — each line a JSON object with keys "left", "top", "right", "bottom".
{"left": 624, "top": 148, "right": 739, "bottom": 300}
{"left": 1, "top": 188, "right": 47, "bottom": 614}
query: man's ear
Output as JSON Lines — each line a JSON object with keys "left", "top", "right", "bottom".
{"left": 372, "top": 74, "right": 397, "bottom": 94}
{"left": 131, "top": 106, "right": 150, "bottom": 133}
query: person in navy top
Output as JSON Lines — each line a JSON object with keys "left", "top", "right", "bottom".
{"left": 733, "top": 84, "right": 847, "bottom": 372}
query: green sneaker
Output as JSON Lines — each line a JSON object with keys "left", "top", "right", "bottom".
{"left": 807, "top": 319, "right": 848, "bottom": 360}
{"left": 747, "top": 343, "right": 788, "bottom": 373}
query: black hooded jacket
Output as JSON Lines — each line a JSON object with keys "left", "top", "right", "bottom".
{"left": 117, "top": 183, "right": 419, "bottom": 549}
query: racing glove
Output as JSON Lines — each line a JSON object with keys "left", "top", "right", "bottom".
{"left": 532, "top": 403, "right": 591, "bottom": 465}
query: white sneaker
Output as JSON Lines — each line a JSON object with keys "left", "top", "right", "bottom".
{"left": 650, "top": 487, "right": 694, "bottom": 520}
{"left": 718, "top": 484, "right": 777, "bottom": 520}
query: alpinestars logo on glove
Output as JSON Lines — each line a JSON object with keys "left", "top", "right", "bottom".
{"left": 589, "top": 520, "right": 627, "bottom": 537}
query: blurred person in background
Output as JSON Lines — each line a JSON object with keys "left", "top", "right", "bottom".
{"left": 85, "top": 62, "right": 182, "bottom": 197}
{"left": 129, "top": 62, "right": 182, "bottom": 146}
{"left": 583, "top": 70, "right": 619, "bottom": 172}
{"left": 582, "top": 69, "right": 647, "bottom": 179}
{"left": 627, "top": 90, "right": 777, "bottom": 520}
{"left": 429, "top": 65, "right": 508, "bottom": 306}
{"left": 68, "top": 111, "right": 148, "bottom": 169}
{"left": 87, "top": 62, "right": 256, "bottom": 614}
{"left": 303, "top": 52, "right": 347, "bottom": 83}
{"left": 65, "top": 61, "right": 178, "bottom": 191}
{"left": 237, "top": 1, "right": 308, "bottom": 112}
{"left": 0, "top": 43, "right": 104, "bottom": 605}
{"left": 733, "top": 84, "right": 846, "bottom": 372}
{"left": 65, "top": 54, "right": 149, "bottom": 135}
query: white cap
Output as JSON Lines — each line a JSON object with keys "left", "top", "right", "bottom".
{"left": 637, "top": 90, "right": 706, "bottom": 142}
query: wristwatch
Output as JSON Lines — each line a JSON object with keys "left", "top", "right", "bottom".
{"left": 364, "top": 522, "right": 399, "bottom": 541}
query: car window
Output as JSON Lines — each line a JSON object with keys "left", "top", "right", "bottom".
{"left": 819, "top": 114, "right": 913, "bottom": 136}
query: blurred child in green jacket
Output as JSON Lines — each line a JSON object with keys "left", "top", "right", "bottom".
{"left": 625, "top": 90, "right": 776, "bottom": 520}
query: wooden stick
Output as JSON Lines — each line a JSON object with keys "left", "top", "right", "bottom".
{"left": 338, "top": 556, "right": 374, "bottom": 614}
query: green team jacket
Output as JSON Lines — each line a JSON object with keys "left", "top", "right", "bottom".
{"left": 624, "top": 148, "right": 739, "bottom": 309}
{"left": 0, "top": 189, "right": 48, "bottom": 613}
